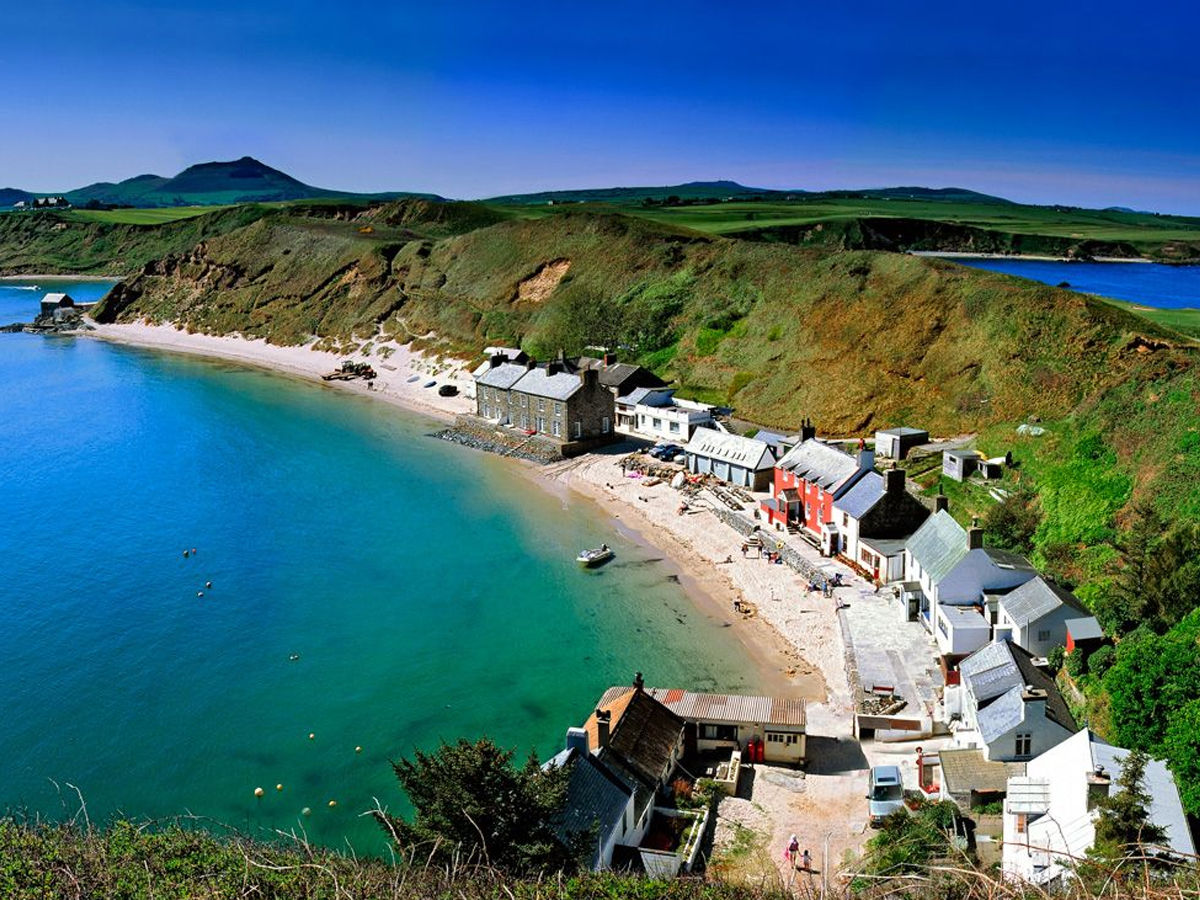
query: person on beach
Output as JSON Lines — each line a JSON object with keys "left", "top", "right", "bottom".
{"left": 741, "top": 543, "right": 748, "bottom": 557}
{"left": 785, "top": 834, "right": 798, "bottom": 863}
{"left": 802, "top": 849, "right": 812, "bottom": 871}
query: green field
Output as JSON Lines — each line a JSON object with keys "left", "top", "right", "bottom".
{"left": 66, "top": 206, "right": 233, "bottom": 225}
{"left": 1101, "top": 297, "right": 1200, "bottom": 339}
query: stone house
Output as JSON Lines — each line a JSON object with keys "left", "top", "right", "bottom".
{"left": 832, "top": 467, "right": 930, "bottom": 581}
{"left": 474, "top": 354, "right": 616, "bottom": 446}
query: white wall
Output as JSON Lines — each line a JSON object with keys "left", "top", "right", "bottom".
{"left": 998, "top": 603, "right": 1080, "bottom": 658}
{"left": 934, "top": 605, "right": 991, "bottom": 655}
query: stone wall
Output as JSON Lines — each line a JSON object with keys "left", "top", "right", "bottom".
{"left": 709, "top": 506, "right": 831, "bottom": 588}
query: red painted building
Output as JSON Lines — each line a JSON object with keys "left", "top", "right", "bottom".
{"left": 760, "top": 426, "right": 874, "bottom": 551}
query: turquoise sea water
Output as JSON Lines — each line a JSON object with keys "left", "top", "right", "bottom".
{"left": 0, "top": 281, "right": 759, "bottom": 853}
{"left": 948, "top": 258, "right": 1200, "bottom": 309}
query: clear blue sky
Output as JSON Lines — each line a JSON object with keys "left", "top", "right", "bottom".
{"left": 3, "top": 0, "right": 1199, "bottom": 213}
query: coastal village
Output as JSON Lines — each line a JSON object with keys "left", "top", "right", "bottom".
{"left": 453, "top": 346, "right": 1196, "bottom": 885}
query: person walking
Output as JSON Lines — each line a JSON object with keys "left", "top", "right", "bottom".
{"left": 801, "top": 848, "right": 812, "bottom": 871}
{"left": 785, "top": 834, "right": 799, "bottom": 864}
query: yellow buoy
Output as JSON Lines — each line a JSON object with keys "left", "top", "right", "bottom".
{"left": 328, "top": 800, "right": 337, "bottom": 808}
{"left": 254, "top": 787, "right": 264, "bottom": 798}
{"left": 276, "top": 784, "right": 284, "bottom": 792}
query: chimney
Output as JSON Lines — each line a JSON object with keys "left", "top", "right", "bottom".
{"left": 566, "top": 726, "right": 590, "bottom": 755}
{"left": 490, "top": 354, "right": 504, "bottom": 368}
{"left": 557, "top": 348, "right": 566, "bottom": 364}
{"left": 800, "top": 418, "right": 816, "bottom": 443}
{"left": 857, "top": 444, "right": 875, "bottom": 471}
{"left": 582, "top": 367, "right": 599, "bottom": 388}
{"left": 934, "top": 490, "right": 949, "bottom": 513}
{"left": 547, "top": 361, "right": 562, "bottom": 376}
{"left": 633, "top": 671, "right": 645, "bottom": 693}
{"left": 968, "top": 517, "right": 984, "bottom": 550}
{"left": 603, "top": 352, "right": 615, "bottom": 366}
{"left": 595, "top": 709, "right": 611, "bottom": 749}
{"left": 526, "top": 358, "right": 537, "bottom": 371}
{"left": 885, "top": 466, "right": 906, "bottom": 495}
{"left": 1087, "top": 765, "right": 1111, "bottom": 810}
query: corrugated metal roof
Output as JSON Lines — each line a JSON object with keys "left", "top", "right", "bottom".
{"left": 596, "top": 685, "right": 805, "bottom": 728}
{"left": 835, "top": 471, "right": 884, "bottom": 520}
{"left": 777, "top": 439, "right": 864, "bottom": 492}
{"left": 905, "top": 510, "right": 968, "bottom": 584}
{"left": 512, "top": 366, "right": 583, "bottom": 401}
{"left": 684, "top": 429, "right": 773, "bottom": 469}
{"left": 1006, "top": 775, "right": 1051, "bottom": 814}
{"left": 1000, "top": 577, "right": 1087, "bottom": 627}
{"left": 475, "top": 362, "right": 529, "bottom": 390}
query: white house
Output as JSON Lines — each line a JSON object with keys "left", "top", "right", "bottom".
{"left": 1003, "top": 730, "right": 1195, "bottom": 885}
{"left": 684, "top": 428, "right": 775, "bottom": 491}
{"left": 546, "top": 736, "right": 643, "bottom": 870}
{"left": 906, "top": 512, "right": 1039, "bottom": 655}
{"left": 616, "top": 388, "right": 715, "bottom": 442}
{"left": 949, "top": 640, "right": 1077, "bottom": 762}
{"left": 995, "top": 577, "right": 1101, "bottom": 658}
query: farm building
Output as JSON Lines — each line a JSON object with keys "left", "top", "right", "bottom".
{"left": 684, "top": 428, "right": 775, "bottom": 490}
{"left": 875, "top": 427, "right": 928, "bottom": 460}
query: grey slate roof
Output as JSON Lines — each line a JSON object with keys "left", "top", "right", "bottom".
{"left": 980, "top": 548, "right": 1037, "bottom": 573}
{"left": 620, "top": 386, "right": 658, "bottom": 406}
{"left": 835, "top": 471, "right": 885, "bottom": 520}
{"left": 978, "top": 684, "right": 1027, "bottom": 743}
{"left": 546, "top": 746, "right": 632, "bottom": 867}
{"left": 685, "top": 429, "right": 774, "bottom": 469}
{"left": 1001, "top": 576, "right": 1087, "bottom": 627}
{"left": 1065, "top": 616, "right": 1103, "bottom": 641}
{"left": 475, "top": 362, "right": 529, "bottom": 390}
{"left": 512, "top": 366, "right": 582, "bottom": 401}
{"left": 939, "top": 748, "right": 1023, "bottom": 795}
{"left": 960, "top": 640, "right": 1077, "bottom": 733}
{"left": 905, "top": 510, "right": 968, "bottom": 584}
{"left": 877, "top": 427, "right": 928, "bottom": 438}
{"left": 777, "top": 439, "right": 864, "bottom": 493}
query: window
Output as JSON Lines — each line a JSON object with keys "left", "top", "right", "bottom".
{"left": 1037, "top": 629, "right": 1050, "bottom": 642}
{"left": 554, "top": 401, "right": 562, "bottom": 415}
{"left": 842, "top": 513, "right": 848, "bottom": 527}
{"left": 669, "top": 421, "right": 680, "bottom": 434}
{"left": 652, "top": 418, "right": 662, "bottom": 430}
{"left": 1015, "top": 813, "right": 1027, "bottom": 835}
{"left": 538, "top": 398, "right": 545, "bottom": 412}
{"left": 699, "top": 723, "right": 738, "bottom": 741}
{"left": 766, "top": 732, "right": 798, "bottom": 745}
{"left": 1015, "top": 733, "right": 1032, "bottom": 757}
{"left": 574, "top": 421, "right": 582, "bottom": 439}
{"left": 602, "top": 417, "right": 610, "bottom": 433}
{"left": 552, "top": 420, "right": 561, "bottom": 437}
{"left": 640, "top": 414, "right": 646, "bottom": 426}
{"left": 937, "top": 615, "right": 948, "bottom": 638}
{"left": 535, "top": 416, "right": 545, "bottom": 432}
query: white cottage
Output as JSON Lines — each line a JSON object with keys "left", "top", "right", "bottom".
{"left": 995, "top": 577, "right": 1101, "bottom": 658}
{"left": 1003, "top": 730, "right": 1195, "bottom": 885}
{"left": 949, "top": 640, "right": 1077, "bottom": 762}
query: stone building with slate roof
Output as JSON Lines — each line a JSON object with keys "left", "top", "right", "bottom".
{"left": 832, "top": 467, "right": 930, "bottom": 581}
{"left": 950, "top": 640, "right": 1076, "bottom": 762}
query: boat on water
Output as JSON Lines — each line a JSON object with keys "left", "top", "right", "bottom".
{"left": 577, "top": 544, "right": 614, "bottom": 568}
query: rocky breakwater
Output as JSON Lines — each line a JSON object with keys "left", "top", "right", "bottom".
{"left": 436, "top": 415, "right": 564, "bottom": 464}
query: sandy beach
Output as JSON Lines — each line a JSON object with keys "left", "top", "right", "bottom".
{"left": 86, "top": 320, "right": 474, "bottom": 423}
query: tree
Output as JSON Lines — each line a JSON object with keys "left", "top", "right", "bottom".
{"left": 984, "top": 487, "right": 1041, "bottom": 556}
{"left": 1090, "top": 749, "right": 1167, "bottom": 862}
{"left": 375, "top": 738, "right": 578, "bottom": 875}
{"left": 1163, "top": 699, "right": 1200, "bottom": 817}
{"left": 1105, "top": 501, "right": 1162, "bottom": 635}
{"left": 860, "top": 799, "right": 964, "bottom": 877}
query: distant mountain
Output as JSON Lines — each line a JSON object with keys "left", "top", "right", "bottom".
{"left": 485, "top": 180, "right": 794, "bottom": 205}
{"left": 63, "top": 157, "right": 440, "bottom": 208}
{"left": 0, "top": 187, "right": 36, "bottom": 207}
{"left": 486, "top": 181, "right": 1013, "bottom": 206}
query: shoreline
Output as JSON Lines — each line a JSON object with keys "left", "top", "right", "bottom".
{"left": 84, "top": 320, "right": 473, "bottom": 424}
{"left": 911, "top": 250, "right": 1155, "bottom": 264}
{"left": 0, "top": 273, "right": 123, "bottom": 282}
{"left": 76, "top": 320, "right": 834, "bottom": 705}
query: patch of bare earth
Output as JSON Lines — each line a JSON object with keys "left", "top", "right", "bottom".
{"left": 515, "top": 259, "right": 570, "bottom": 303}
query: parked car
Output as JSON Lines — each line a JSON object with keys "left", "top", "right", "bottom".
{"left": 866, "top": 765, "right": 906, "bottom": 827}
{"left": 649, "top": 443, "right": 683, "bottom": 460}
{"left": 438, "top": 384, "right": 459, "bottom": 397}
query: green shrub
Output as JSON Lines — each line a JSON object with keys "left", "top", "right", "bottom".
{"left": 1047, "top": 645, "right": 1066, "bottom": 672}
{"left": 1088, "top": 644, "right": 1115, "bottom": 678}
{"left": 1066, "top": 647, "right": 1087, "bottom": 678}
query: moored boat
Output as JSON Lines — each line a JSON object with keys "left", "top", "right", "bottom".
{"left": 577, "top": 544, "right": 614, "bottom": 568}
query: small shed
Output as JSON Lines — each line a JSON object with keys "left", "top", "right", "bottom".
{"left": 39, "top": 292, "right": 75, "bottom": 316}
{"left": 1065, "top": 617, "right": 1104, "bottom": 655}
{"left": 875, "top": 427, "right": 929, "bottom": 460}
{"left": 943, "top": 449, "right": 978, "bottom": 482}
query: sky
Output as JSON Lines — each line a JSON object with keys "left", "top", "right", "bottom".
{"left": 2, "top": 0, "right": 1199, "bottom": 213}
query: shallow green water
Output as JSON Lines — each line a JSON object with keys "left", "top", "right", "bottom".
{"left": 0, "top": 282, "right": 760, "bottom": 852}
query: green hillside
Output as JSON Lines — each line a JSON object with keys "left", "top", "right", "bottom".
{"left": 487, "top": 182, "right": 1011, "bottom": 206}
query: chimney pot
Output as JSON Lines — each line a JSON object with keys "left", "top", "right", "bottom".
{"left": 633, "top": 672, "right": 644, "bottom": 692}
{"left": 968, "top": 525, "right": 984, "bottom": 550}
{"left": 934, "top": 494, "right": 949, "bottom": 513}
{"left": 526, "top": 358, "right": 537, "bottom": 371}
{"left": 595, "top": 709, "right": 611, "bottom": 749}
{"left": 885, "top": 467, "right": 906, "bottom": 495}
